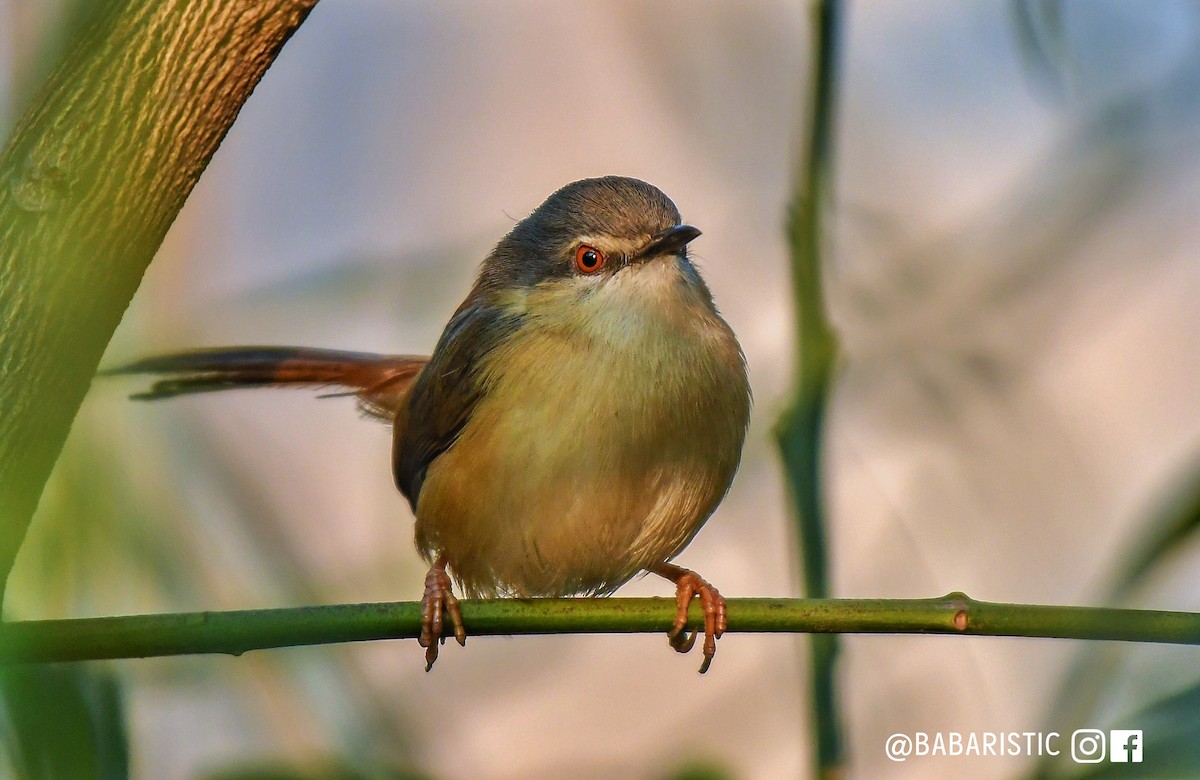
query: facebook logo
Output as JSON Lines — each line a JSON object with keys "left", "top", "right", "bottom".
{"left": 1110, "top": 730, "right": 1143, "bottom": 763}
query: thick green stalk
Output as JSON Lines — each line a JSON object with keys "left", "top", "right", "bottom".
{"left": 0, "top": 0, "right": 319, "bottom": 605}
{"left": 776, "top": 1, "right": 843, "bottom": 777}
{"left": 4, "top": 595, "right": 1200, "bottom": 664}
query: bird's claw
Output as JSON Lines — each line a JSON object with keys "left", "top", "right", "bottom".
{"left": 666, "top": 570, "right": 726, "bottom": 674}
{"left": 419, "top": 561, "right": 465, "bottom": 671}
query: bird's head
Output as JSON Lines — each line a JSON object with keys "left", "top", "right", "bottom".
{"left": 477, "top": 177, "right": 710, "bottom": 310}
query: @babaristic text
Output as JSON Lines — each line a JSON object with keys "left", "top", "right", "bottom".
{"left": 884, "top": 730, "right": 1144, "bottom": 764}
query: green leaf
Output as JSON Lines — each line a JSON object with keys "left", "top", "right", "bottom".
{"left": 1034, "top": 458, "right": 1200, "bottom": 778}
{"left": 0, "top": 663, "right": 128, "bottom": 780}
{"left": 661, "top": 758, "right": 735, "bottom": 780}
{"left": 1011, "top": 0, "right": 1069, "bottom": 101}
{"left": 1058, "top": 681, "right": 1200, "bottom": 778}
{"left": 1110, "top": 458, "right": 1200, "bottom": 599}
{"left": 200, "top": 759, "right": 433, "bottom": 780}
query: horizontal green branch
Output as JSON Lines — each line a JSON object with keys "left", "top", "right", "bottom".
{"left": 3, "top": 593, "right": 1200, "bottom": 664}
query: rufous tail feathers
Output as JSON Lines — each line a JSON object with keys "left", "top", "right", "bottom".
{"left": 102, "top": 347, "right": 428, "bottom": 420}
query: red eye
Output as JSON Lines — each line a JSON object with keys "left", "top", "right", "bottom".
{"left": 574, "top": 244, "right": 605, "bottom": 274}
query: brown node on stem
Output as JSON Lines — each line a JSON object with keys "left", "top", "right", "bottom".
{"left": 953, "top": 609, "right": 969, "bottom": 631}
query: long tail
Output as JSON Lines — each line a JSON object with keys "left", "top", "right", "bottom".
{"left": 102, "top": 346, "right": 429, "bottom": 421}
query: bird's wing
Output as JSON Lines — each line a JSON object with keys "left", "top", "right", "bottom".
{"left": 102, "top": 346, "right": 428, "bottom": 421}
{"left": 392, "top": 303, "right": 520, "bottom": 507}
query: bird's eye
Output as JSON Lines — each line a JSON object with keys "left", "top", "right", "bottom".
{"left": 574, "top": 245, "right": 606, "bottom": 274}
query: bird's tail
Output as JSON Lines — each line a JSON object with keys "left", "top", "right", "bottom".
{"left": 101, "top": 346, "right": 429, "bottom": 421}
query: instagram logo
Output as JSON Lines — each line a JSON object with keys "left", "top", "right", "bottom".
{"left": 1110, "top": 730, "right": 1143, "bottom": 763}
{"left": 1071, "top": 730, "right": 1106, "bottom": 763}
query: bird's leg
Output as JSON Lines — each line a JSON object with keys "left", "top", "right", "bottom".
{"left": 650, "top": 562, "right": 727, "bottom": 674}
{"left": 419, "top": 556, "right": 466, "bottom": 671}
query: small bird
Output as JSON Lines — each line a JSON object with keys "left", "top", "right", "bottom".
{"left": 109, "top": 176, "right": 751, "bottom": 672}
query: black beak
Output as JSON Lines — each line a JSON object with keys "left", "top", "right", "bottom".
{"left": 642, "top": 224, "right": 702, "bottom": 257}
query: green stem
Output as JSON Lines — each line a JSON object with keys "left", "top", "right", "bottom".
{"left": 4, "top": 595, "right": 1200, "bottom": 664}
{"left": 778, "top": 0, "right": 843, "bottom": 776}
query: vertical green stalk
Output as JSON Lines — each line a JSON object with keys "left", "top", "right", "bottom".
{"left": 775, "top": 1, "right": 843, "bottom": 777}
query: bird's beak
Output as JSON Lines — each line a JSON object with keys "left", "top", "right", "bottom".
{"left": 642, "top": 224, "right": 702, "bottom": 258}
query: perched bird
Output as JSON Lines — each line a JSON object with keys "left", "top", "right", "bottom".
{"left": 109, "top": 176, "right": 752, "bottom": 672}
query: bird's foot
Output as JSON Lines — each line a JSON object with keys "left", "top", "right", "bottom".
{"left": 419, "top": 558, "right": 465, "bottom": 671}
{"left": 652, "top": 562, "right": 727, "bottom": 674}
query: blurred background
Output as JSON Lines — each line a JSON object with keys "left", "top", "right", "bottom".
{"left": 3, "top": 0, "right": 1200, "bottom": 777}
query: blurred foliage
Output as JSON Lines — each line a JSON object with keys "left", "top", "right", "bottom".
{"left": 6, "top": 396, "right": 424, "bottom": 776}
{"left": 1035, "top": 675, "right": 1200, "bottom": 778}
{"left": 1011, "top": 0, "right": 1069, "bottom": 102}
{"left": 1098, "top": 680, "right": 1200, "bottom": 778}
{"left": 8, "top": 411, "right": 196, "bottom": 619}
{"left": 1008, "top": 3, "right": 1200, "bottom": 776}
{"left": 1111, "top": 459, "right": 1200, "bottom": 600}
{"left": 1034, "top": 459, "right": 1200, "bottom": 779}
{"left": 202, "top": 761, "right": 433, "bottom": 780}
{"left": 0, "top": 663, "right": 127, "bottom": 779}
{"left": 1010, "top": 7, "right": 1200, "bottom": 773}
{"left": 661, "top": 758, "right": 735, "bottom": 780}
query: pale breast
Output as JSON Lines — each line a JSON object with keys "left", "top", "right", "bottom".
{"left": 415, "top": 259, "right": 750, "bottom": 597}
